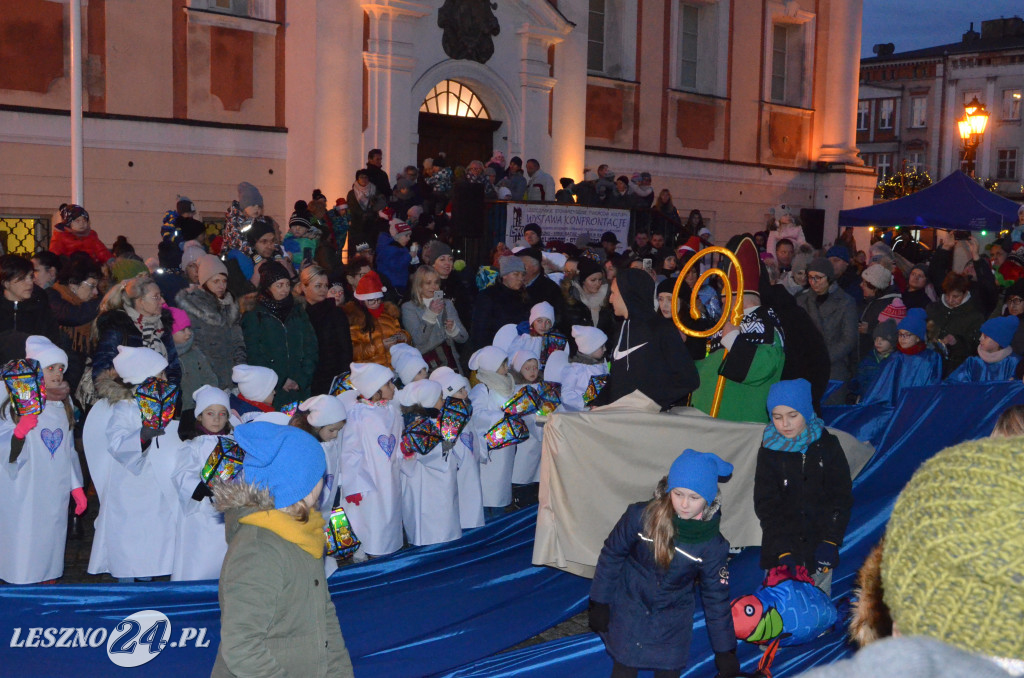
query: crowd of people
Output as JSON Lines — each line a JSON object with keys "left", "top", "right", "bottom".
{"left": 1, "top": 149, "right": 1023, "bottom": 678}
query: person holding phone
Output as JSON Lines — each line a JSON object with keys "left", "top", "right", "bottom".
{"left": 401, "top": 265, "right": 469, "bottom": 373}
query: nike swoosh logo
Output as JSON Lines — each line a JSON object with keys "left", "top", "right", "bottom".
{"left": 612, "top": 342, "right": 648, "bottom": 361}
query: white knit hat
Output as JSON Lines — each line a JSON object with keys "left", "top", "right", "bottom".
{"left": 430, "top": 366, "right": 469, "bottom": 396}
{"left": 397, "top": 379, "right": 443, "bottom": 409}
{"left": 25, "top": 335, "right": 67, "bottom": 369}
{"left": 493, "top": 324, "right": 520, "bottom": 353}
{"left": 543, "top": 349, "right": 571, "bottom": 383}
{"left": 511, "top": 349, "right": 540, "bottom": 373}
{"left": 349, "top": 362, "right": 394, "bottom": 399}
{"left": 253, "top": 411, "right": 291, "bottom": 425}
{"left": 193, "top": 385, "right": 230, "bottom": 415}
{"left": 468, "top": 346, "right": 507, "bottom": 373}
{"left": 232, "top": 364, "right": 278, "bottom": 402}
{"left": 861, "top": 263, "right": 893, "bottom": 290}
{"left": 298, "top": 394, "right": 347, "bottom": 427}
{"left": 529, "top": 301, "right": 555, "bottom": 326}
{"left": 572, "top": 325, "right": 608, "bottom": 356}
{"left": 112, "top": 346, "right": 168, "bottom": 385}
{"left": 390, "top": 344, "right": 428, "bottom": 384}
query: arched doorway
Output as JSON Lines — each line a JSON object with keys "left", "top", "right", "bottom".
{"left": 417, "top": 80, "right": 502, "bottom": 168}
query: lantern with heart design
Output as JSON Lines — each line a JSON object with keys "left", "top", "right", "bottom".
{"left": 329, "top": 371, "right": 354, "bottom": 396}
{"left": 324, "top": 505, "right": 361, "bottom": 558}
{"left": 402, "top": 416, "right": 443, "bottom": 456}
{"left": 134, "top": 377, "right": 179, "bottom": 430}
{"left": 201, "top": 437, "right": 246, "bottom": 488}
{"left": 484, "top": 414, "right": 529, "bottom": 451}
{"left": 439, "top": 396, "right": 472, "bottom": 443}
{"left": 1, "top": 358, "right": 46, "bottom": 417}
{"left": 583, "top": 374, "right": 608, "bottom": 406}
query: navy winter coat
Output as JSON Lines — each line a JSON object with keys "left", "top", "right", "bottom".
{"left": 590, "top": 502, "right": 736, "bottom": 670}
{"left": 92, "top": 308, "right": 182, "bottom": 385}
{"left": 375, "top": 232, "right": 412, "bottom": 294}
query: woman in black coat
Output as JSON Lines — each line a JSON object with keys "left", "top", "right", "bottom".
{"left": 469, "top": 256, "right": 531, "bottom": 351}
{"left": 0, "top": 254, "right": 60, "bottom": 349}
{"left": 298, "top": 266, "right": 353, "bottom": 395}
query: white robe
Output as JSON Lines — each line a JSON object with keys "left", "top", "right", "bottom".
{"left": 400, "top": 439, "right": 461, "bottom": 546}
{"left": 320, "top": 436, "right": 344, "bottom": 577}
{"left": 0, "top": 401, "right": 82, "bottom": 584}
{"left": 451, "top": 425, "right": 485, "bottom": 529}
{"left": 169, "top": 435, "right": 228, "bottom": 581}
{"left": 559, "top": 362, "right": 609, "bottom": 412}
{"left": 511, "top": 408, "right": 542, "bottom": 485}
{"left": 469, "top": 384, "right": 517, "bottom": 508}
{"left": 84, "top": 399, "right": 177, "bottom": 578}
{"left": 339, "top": 401, "right": 403, "bottom": 557}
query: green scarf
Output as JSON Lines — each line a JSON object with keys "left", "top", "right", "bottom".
{"left": 673, "top": 512, "right": 720, "bottom": 544}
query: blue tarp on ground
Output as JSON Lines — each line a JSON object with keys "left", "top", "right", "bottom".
{"left": 838, "top": 170, "right": 1021, "bottom": 231}
{"left": 1, "top": 381, "right": 1019, "bottom": 677}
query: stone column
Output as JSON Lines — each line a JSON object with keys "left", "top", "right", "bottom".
{"left": 817, "top": 0, "right": 863, "bottom": 165}
{"left": 517, "top": 25, "right": 563, "bottom": 169}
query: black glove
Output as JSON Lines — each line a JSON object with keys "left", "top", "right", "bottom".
{"left": 140, "top": 427, "right": 164, "bottom": 451}
{"left": 777, "top": 552, "right": 798, "bottom": 571}
{"left": 814, "top": 541, "right": 840, "bottom": 571}
{"left": 588, "top": 600, "right": 610, "bottom": 633}
{"left": 714, "top": 650, "right": 742, "bottom": 678}
{"left": 191, "top": 482, "right": 214, "bottom": 502}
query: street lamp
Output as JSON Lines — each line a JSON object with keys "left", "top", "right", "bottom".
{"left": 958, "top": 96, "right": 989, "bottom": 178}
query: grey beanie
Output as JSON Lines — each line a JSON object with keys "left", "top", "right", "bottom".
{"left": 238, "top": 182, "right": 264, "bottom": 210}
{"left": 791, "top": 251, "right": 813, "bottom": 275}
{"left": 422, "top": 239, "right": 453, "bottom": 265}
{"left": 806, "top": 257, "right": 834, "bottom": 282}
{"left": 873, "top": 319, "right": 898, "bottom": 346}
{"left": 499, "top": 255, "right": 526, "bottom": 277}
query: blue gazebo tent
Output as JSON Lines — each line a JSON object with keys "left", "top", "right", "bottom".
{"left": 838, "top": 170, "right": 1022, "bottom": 231}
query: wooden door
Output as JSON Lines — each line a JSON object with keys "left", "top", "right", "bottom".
{"left": 417, "top": 112, "right": 503, "bottom": 169}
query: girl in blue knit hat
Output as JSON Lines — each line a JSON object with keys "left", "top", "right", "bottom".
{"left": 945, "top": 315, "right": 1021, "bottom": 383}
{"left": 754, "top": 378, "right": 852, "bottom": 595}
{"left": 858, "top": 307, "right": 944, "bottom": 405}
{"left": 211, "top": 422, "right": 354, "bottom": 677}
{"left": 589, "top": 449, "right": 741, "bottom": 678}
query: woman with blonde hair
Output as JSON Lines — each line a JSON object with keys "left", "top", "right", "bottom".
{"left": 400, "top": 265, "right": 468, "bottom": 373}
{"left": 298, "top": 265, "right": 353, "bottom": 394}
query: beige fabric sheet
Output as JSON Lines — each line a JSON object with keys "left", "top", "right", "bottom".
{"left": 532, "top": 391, "right": 875, "bottom": 578}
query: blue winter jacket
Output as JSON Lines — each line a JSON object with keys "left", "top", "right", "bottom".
{"left": 375, "top": 232, "right": 412, "bottom": 294}
{"left": 860, "top": 349, "right": 943, "bottom": 406}
{"left": 590, "top": 502, "right": 736, "bottom": 671}
{"left": 91, "top": 308, "right": 182, "bottom": 385}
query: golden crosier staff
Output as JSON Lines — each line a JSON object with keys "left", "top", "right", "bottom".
{"left": 670, "top": 247, "right": 745, "bottom": 418}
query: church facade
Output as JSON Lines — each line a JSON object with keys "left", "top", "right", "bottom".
{"left": 0, "top": 0, "right": 873, "bottom": 254}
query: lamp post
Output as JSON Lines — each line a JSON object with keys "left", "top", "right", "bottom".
{"left": 957, "top": 96, "right": 990, "bottom": 178}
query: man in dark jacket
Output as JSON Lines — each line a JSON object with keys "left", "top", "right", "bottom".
{"left": 594, "top": 268, "right": 698, "bottom": 410}
{"left": 517, "top": 247, "right": 565, "bottom": 322}
{"left": 470, "top": 256, "right": 532, "bottom": 350}
{"left": 365, "top": 148, "right": 392, "bottom": 201}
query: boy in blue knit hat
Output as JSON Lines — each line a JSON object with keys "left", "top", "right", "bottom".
{"left": 945, "top": 315, "right": 1021, "bottom": 384}
{"left": 754, "top": 379, "right": 852, "bottom": 595}
{"left": 858, "top": 308, "right": 944, "bottom": 405}
{"left": 589, "top": 449, "right": 742, "bottom": 678}
{"left": 212, "top": 422, "right": 354, "bottom": 677}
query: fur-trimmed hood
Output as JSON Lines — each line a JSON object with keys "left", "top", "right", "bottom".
{"left": 848, "top": 539, "right": 893, "bottom": 648}
{"left": 93, "top": 368, "right": 136, "bottom": 403}
{"left": 174, "top": 287, "right": 240, "bottom": 328}
{"left": 212, "top": 480, "right": 276, "bottom": 541}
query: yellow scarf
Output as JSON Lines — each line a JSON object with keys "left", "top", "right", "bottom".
{"left": 239, "top": 509, "right": 326, "bottom": 558}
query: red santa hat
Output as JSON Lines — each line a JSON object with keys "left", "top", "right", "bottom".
{"left": 354, "top": 271, "right": 386, "bottom": 301}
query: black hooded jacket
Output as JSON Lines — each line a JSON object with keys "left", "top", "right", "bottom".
{"left": 594, "top": 269, "right": 699, "bottom": 410}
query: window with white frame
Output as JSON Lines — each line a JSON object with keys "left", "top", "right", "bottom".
{"left": 907, "top": 151, "right": 926, "bottom": 172}
{"left": 997, "top": 149, "right": 1018, "bottom": 180}
{"left": 1003, "top": 89, "right": 1022, "bottom": 121}
{"left": 672, "top": 0, "right": 728, "bottom": 95}
{"left": 910, "top": 96, "right": 927, "bottom": 127}
{"left": 875, "top": 153, "right": 892, "bottom": 180}
{"left": 857, "top": 101, "right": 869, "bottom": 130}
{"left": 767, "top": 12, "right": 813, "bottom": 108}
{"left": 878, "top": 99, "right": 895, "bottom": 129}
{"left": 587, "top": 0, "right": 638, "bottom": 79}
{"left": 770, "top": 23, "right": 791, "bottom": 103}
{"left": 678, "top": 4, "right": 700, "bottom": 89}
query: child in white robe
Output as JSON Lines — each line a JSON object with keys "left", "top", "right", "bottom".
{"left": 468, "top": 346, "right": 519, "bottom": 521}
{"left": 431, "top": 366, "right": 483, "bottom": 529}
{"left": 560, "top": 326, "right": 610, "bottom": 411}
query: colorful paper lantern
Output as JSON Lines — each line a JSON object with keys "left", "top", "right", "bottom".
{"left": 402, "top": 416, "right": 443, "bottom": 456}
{"left": 583, "top": 375, "right": 608, "bottom": 405}
{"left": 485, "top": 415, "right": 530, "bottom": 450}
{"left": 324, "top": 505, "right": 361, "bottom": 558}
{"left": 135, "top": 377, "right": 179, "bottom": 430}
{"left": 503, "top": 385, "right": 540, "bottom": 417}
{"left": 279, "top": 400, "right": 301, "bottom": 417}
{"left": 200, "top": 437, "right": 246, "bottom": 487}
{"left": 439, "top": 397, "right": 472, "bottom": 442}
{"left": 1, "top": 358, "right": 46, "bottom": 417}
{"left": 541, "top": 331, "right": 568, "bottom": 366}
{"left": 329, "top": 371, "right": 354, "bottom": 396}
{"left": 535, "top": 381, "right": 562, "bottom": 415}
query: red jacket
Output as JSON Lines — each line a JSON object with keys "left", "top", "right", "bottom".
{"left": 49, "top": 228, "right": 113, "bottom": 265}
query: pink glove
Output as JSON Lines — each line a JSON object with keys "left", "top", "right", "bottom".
{"left": 13, "top": 414, "right": 38, "bottom": 440}
{"left": 71, "top": 487, "right": 88, "bottom": 516}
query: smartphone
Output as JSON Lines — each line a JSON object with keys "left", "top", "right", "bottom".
{"left": 432, "top": 290, "right": 444, "bottom": 301}
{"left": 953, "top": 230, "right": 971, "bottom": 241}
{"left": 642, "top": 258, "right": 653, "bottom": 271}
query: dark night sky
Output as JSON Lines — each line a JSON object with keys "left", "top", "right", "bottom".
{"left": 861, "top": 1, "right": 1023, "bottom": 57}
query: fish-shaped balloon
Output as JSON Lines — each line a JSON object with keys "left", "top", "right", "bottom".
{"left": 731, "top": 566, "right": 839, "bottom": 647}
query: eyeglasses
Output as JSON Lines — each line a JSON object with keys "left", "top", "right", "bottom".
{"left": 897, "top": 331, "right": 916, "bottom": 339}
{"left": 77, "top": 281, "right": 98, "bottom": 289}
{"left": 1009, "top": 297, "right": 1024, "bottom": 305}
{"left": 807, "top": 274, "right": 828, "bottom": 282}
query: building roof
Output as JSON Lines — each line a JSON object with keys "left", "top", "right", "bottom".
{"left": 863, "top": 18, "right": 1024, "bottom": 64}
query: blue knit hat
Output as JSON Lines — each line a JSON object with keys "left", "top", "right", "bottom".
{"left": 826, "top": 245, "right": 850, "bottom": 263}
{"left": 898, "top": 307, "right": 928, "bottom": 342}
{"left": 980, "top": 315, "right": 1019, "bottom": 348}
{"left": 766, "top": 378, "right": 815, "bottom": 422}
{"left": 236, "top": 422, "right": 326, "bottom": 509}
{"left": 667, "top": 449, "right": 734, "bottom": 504}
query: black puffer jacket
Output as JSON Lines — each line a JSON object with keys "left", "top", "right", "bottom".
{"left": 306, "top": 299, "right": 353, "bottom": 395}
{"left": 0, "top": 285, "right": 60, "bottom": 348}
{"left": 470, "top": 279, "right": 531, "bottom": 350}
